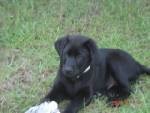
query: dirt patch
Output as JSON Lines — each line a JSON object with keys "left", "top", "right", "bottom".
{"left": 0, "top": 48, "right": 20, "bottom": 66}
{"left": 0, "top": 66, "right": 32, "bottom": 92}
{"left": 0, "top": 48, "right": 55, "bottom": 93}
{"left": 0, "top": 48, "right": 33, "bottom": 92}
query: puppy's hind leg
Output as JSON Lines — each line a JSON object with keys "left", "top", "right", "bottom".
{"left": 109, "top": 63, "right": 131, "bottom": 100}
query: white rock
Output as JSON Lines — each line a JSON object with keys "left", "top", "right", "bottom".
{"left": 25, "top": 101, "right": 60, "bottom": 113}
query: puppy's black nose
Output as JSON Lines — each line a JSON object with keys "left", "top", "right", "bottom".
{"left": 63, "top": 67, "right": 73, "bottom": 75}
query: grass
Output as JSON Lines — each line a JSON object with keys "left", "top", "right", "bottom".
{"left": 0, "top": 0, "right": 150, "bottom": 113}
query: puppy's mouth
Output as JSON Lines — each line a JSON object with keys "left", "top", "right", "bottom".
{"left": 63, "top": 65, "right": 91, "bottom": 81}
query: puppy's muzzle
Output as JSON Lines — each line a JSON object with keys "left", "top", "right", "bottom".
{"left": 63, "top": 66, "right": 74, "bottom": 77}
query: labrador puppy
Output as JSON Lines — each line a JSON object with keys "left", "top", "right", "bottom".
{"left": 42, "top": 35, "right": 150, "bottom": 113}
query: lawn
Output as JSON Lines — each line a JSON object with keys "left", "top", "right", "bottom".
{"left": 0, "top": 0, "right": 150, "bottom": 113}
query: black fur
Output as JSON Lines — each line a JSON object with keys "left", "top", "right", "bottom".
{"left": 42, "top": 35, "right": 150, "bottom": 113}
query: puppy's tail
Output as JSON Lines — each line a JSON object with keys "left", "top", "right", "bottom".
{"left": 140, "top": 65, "right": 150, "bottom": 75}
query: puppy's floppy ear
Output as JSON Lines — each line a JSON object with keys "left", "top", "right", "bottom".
{"left": 55, "top": 36, "right": 69, "bottom": 57}
{"left": 84, "top": 39, "right": 99, "bottom": 65}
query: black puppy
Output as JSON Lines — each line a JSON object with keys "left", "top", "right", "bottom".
{"left": 42, "top": 35, "right": 150, "bottom": 113}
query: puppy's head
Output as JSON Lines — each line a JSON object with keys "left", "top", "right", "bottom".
{"left": 55, "top": 35, "right": 98, "bottom": 79}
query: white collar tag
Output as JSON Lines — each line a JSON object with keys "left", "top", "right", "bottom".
{"left": 83, "top": 65, "right": 91, "bottom": 73}
{"left": 76, "top": 65, "right": 91, "bottom": 79}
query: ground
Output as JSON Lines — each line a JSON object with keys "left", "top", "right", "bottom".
{"left": 0, "top": 0, "right": 150, "bottom": 113}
